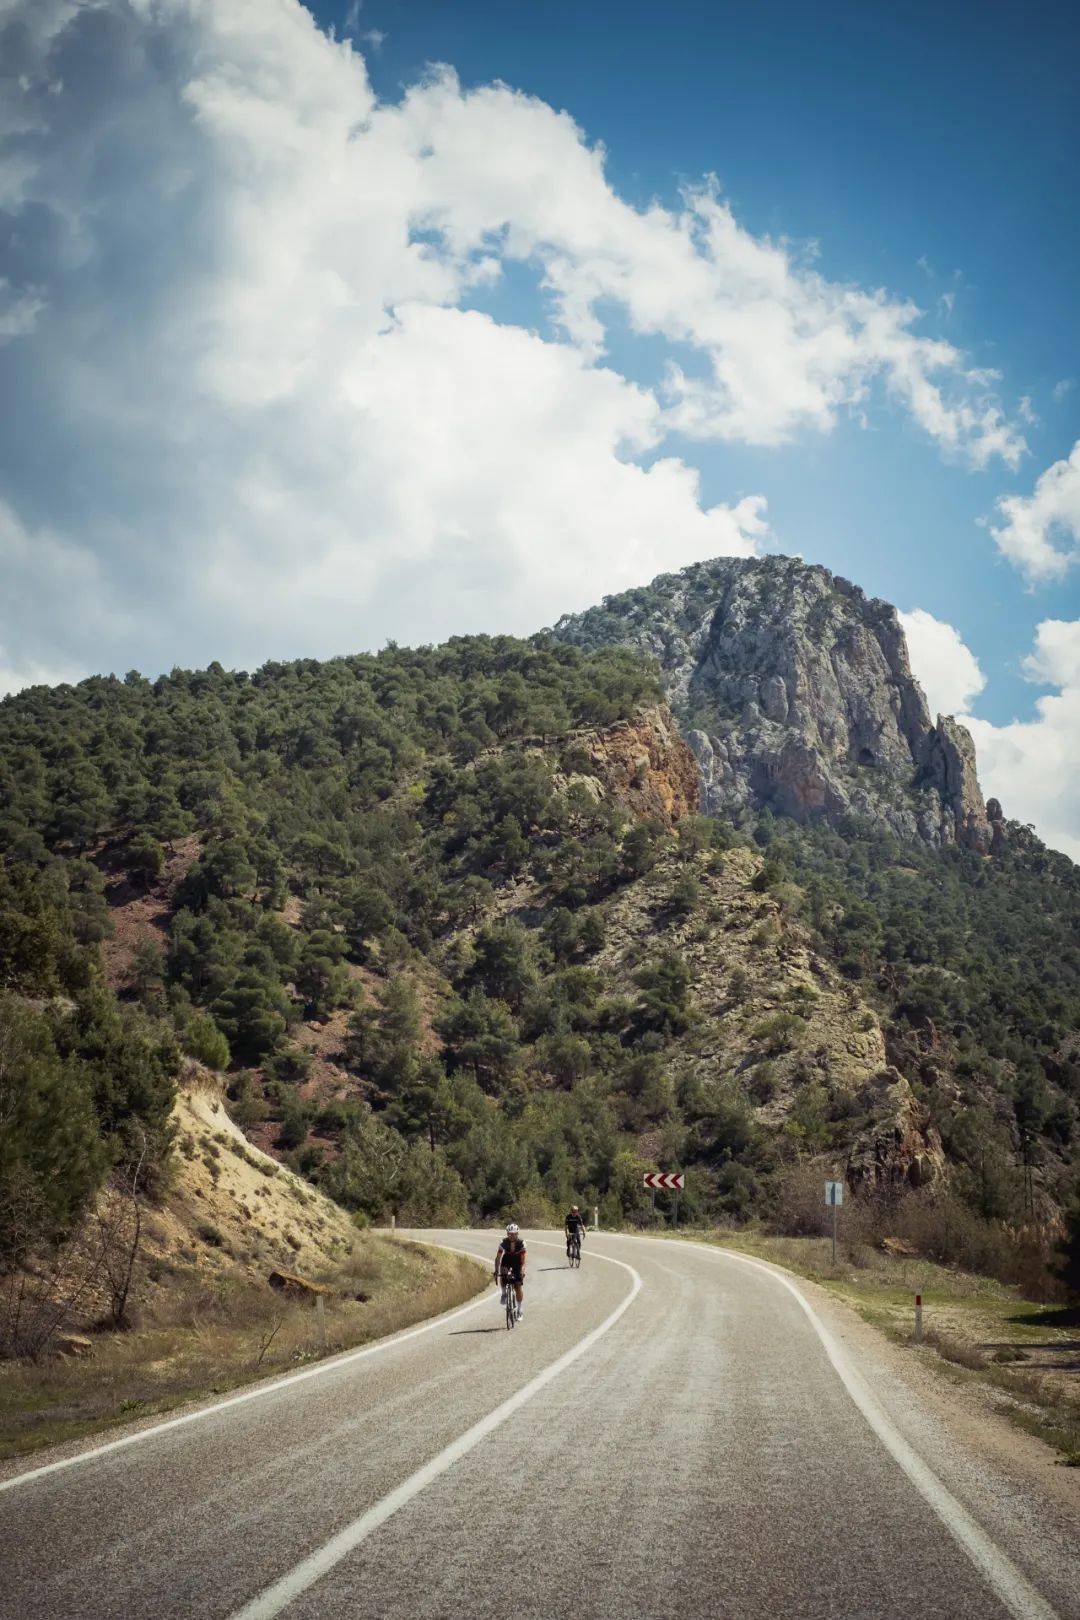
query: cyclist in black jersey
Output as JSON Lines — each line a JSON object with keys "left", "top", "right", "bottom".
{"left": 564, "top": 1204, "right": 587, "bottom": 1260}
{"left": 494, "top": 1223, "right": 527, "bottom": 1320}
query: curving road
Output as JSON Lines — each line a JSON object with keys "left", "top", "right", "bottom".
{"left": 1, "top": 1230, "right": 1077, "bottom": 1620}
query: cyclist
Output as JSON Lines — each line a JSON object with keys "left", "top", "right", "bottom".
{"left": 564, "top": 1204, "right": 587, "bottom": 1261}
{"left": 494, "top": 1223, "right": 527, "bottom": 1321}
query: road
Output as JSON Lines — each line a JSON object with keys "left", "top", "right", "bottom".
{"left": 2, "top": 1230, "right": 1078, "bottom": 1620}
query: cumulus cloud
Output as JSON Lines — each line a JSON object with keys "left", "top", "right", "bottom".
{"left": 0, "top": 0, "right": 1025, "bottom": 686}
{"left": 966, "top": 620, "right": 1080, "bottom": 863}
{"left": 902, "top": 607, "right": 1080, "bottom": 863}
{"left": 989, "top": 440, "right": 1080, "bottom": 582}
{"left": 899, "top": 607, "right": 986, "bottom": 717}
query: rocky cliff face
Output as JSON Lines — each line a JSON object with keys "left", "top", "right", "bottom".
{"left": 552, "top": 705, "right": 700, "bottom": 829}
{"left": 553, "top": 555, "right": 998, "bottom": 851}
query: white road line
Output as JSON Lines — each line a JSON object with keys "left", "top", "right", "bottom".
{"left": 0, "top": 1249, "right": 491, "bottom": 1498}
{"left": 609, "top": 1233, "right": 1061, "bottom": 1620}
{"left": 228, "top": 1246, "right": 643, "bottom": 1620}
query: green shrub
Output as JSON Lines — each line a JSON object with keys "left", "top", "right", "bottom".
{"left": 181, "top": 1011, "right": 230, "bottom": 1071}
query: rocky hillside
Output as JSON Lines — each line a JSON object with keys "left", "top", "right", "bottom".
{"left": 554, "top": 556, "right": 1079, "bottom": 1215}
{"left": 1, "top": 593, "right": 1077, "bottom": 1264}
{"left": 553, "top": 555, "right": 1001, "bottom": 853}
{"left": 486, "top": 836, "right": 943, "bottom": 1199}
{"left": 161, "top": 1065, "right": 356, "bottom": 1281}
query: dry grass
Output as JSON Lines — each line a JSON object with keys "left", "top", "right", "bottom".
{"left": 0, "top": 1235, "right": 485, "bottom": 1462}
{"left": 924, "top": 1327, "right": 988, "bottom": 1371}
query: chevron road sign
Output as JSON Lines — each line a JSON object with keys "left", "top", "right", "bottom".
{"left": 643, "top": 1172, "right": 685, "bottom": 1190}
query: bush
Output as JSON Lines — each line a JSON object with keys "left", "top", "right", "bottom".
{"left": 123, "top": 834, "right": 165, "bottom": 890}
{"left": 181, "top": 1012, "right": 230, "bottom": 1071}
{"left": 0, "top": 999, "right": 109, "bottom": 1263}
{"left": 889, "top": 1191, "right": 1061, "bottom": 1296}
{"left": 748, "top": 1061, "right": 777, "bottom": 1105}
{"left": 750, "top": 1012, "right": 804, "bottom": 1055}
{"left": 633, "top": 952, "right": 694, "bottom": 1036}
{"left": 769, "top": 1161, "right": 831, "bottom": 1238}
{"left": 664, "top": 872, "right": 701, "bottom": 919}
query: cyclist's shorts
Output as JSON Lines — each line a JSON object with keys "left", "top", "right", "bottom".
{"left": 499, "top": 1262, "right": 524, "bottom": 1283}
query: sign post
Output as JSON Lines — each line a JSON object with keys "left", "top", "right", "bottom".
{"left": 644, "top": 1171, "right": 685, "bottom": 1229}
{"left": 824, "top": 1179, "right": 843, "bottom": 1264}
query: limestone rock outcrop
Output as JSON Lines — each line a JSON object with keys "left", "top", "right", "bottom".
{"left": 846, "top": 1070, "right": 946, "bottom": 1189}
{"left": 553, "top": 555, "right": 1001, "bottom": 851}
{"left": 565, "top": 705, "right": 700, "bottom": 828}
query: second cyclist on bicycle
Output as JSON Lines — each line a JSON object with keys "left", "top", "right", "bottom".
{"left": 565, "top": 1204, "right": 587, "bottom": 1263}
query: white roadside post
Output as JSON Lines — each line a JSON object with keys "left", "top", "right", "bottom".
{"left": 593, "top": 1204, "right": 599, "bottom": 1231}
{"left": 825, "top": 1179, "right": 843, "bottom": 1264}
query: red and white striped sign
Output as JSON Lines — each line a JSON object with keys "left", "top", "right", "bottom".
{"left": 644, "top": 1172, "right": 685, "bottom": 1190}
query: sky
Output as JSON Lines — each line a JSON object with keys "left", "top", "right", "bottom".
{"left": 0, "top": 0, "right": 1078, "bottom": 853}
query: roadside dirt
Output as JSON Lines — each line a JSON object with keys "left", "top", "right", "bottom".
{"left": 799, "top": 1264, "right": 1080, "bottom": 1519}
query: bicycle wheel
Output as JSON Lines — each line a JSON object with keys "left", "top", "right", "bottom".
{"left": 505, "top": 1287, "right": 516, "bottom": 1329}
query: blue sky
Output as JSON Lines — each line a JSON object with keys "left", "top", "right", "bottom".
{"left": 327, "top": 0, "right": 1080, "bottom": 723}
{"left": 1, "top": 0, "right": 1078, "bottom": 851}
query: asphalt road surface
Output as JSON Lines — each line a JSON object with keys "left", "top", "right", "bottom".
{"left": 2, "top": 1230, "right": 1078, "bottom": 1620}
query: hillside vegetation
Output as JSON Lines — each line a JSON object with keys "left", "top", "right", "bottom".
{"left": 0, "top": 637, "right": 667, "bottom": 1251}
{"left": 1, "top": 621, "right": 1079, "bottom": 1303}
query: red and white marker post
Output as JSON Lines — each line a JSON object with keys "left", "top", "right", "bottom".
{"left": 644, "top": 1171, "right": 685, "bottom": 1227}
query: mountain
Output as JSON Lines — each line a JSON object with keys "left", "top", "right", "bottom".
{"left": 555, "top": 554, "right": 1080, "bottom": 1222}
{"left": 553, "top": 554, "right": 1001, "bottom": 854}
{"left": 1, "top": 569, "right": 1078, "bottom": 1304}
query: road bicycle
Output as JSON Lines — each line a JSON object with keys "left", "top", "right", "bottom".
{"left": 501, "top": 1276, "right": 521, "bottom": 1329}
{"left": 567, "top": 1233, "right": 582, "bottom": 1268}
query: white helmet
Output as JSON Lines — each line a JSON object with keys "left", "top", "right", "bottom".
{"left": 505, "top": 1222, "right": 519, "bottom": 1235}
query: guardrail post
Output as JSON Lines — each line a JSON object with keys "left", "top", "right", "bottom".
{"left": 914, "top": 1294, "right": 923, "bottom": 1344}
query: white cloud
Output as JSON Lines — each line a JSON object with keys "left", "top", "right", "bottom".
{"left": 989, "top": 441, "right": 1080, "bottom": 582}
{"left": 902, "top": 607, "right": 1080, "bottom": 862}
{"left": 1052, "top": 378, "right": 1074, "bottom": 404}
{"left": 899, "top": 607, "right": 986, "bottom": 716}
{"left": 0, "top": 278, "right": 42, "bottom": 339}
{"left": 0, "top": 650, "right": 82, "bottom": 698}
{"left": 965, "top": 619, "right": 1080, "bottom": 863}
{"left": 0, "top": 0, "right": 1025, "bottom": 688}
